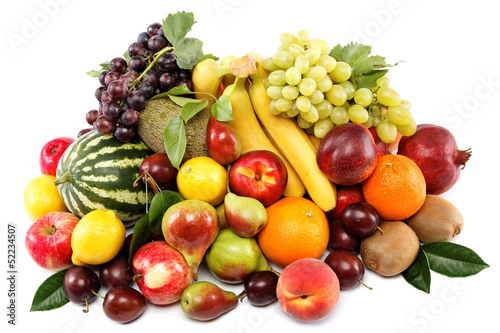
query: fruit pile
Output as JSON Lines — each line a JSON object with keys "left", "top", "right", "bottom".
{"left": 24, "top": 11, "right": 488, "bottom": 324}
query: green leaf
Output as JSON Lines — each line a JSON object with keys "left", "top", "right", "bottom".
{"left": 86, "top": 61, "right": 110, "bottom": 77}
{"left": 422, "top": 242, "right": 490, "bottom": 277}
{"left": 211, "top": 95, "right": 233, "bottom": 121}
{"left": 128, "top": 213, "right": 152, "bottom": 266}
{"left": 402, "top": 246, "right": 431, "bottom": 293}
{"left": 162, "top": 11, "right": 196, "bottom": 49}
{"left": 202, "top": 53, "right": 219, "bottom": 61}
{"left": 86, "top": 69, "right": 102, "bottom": 77}
{"left": 182, "top": 101, "right": 209, "bottom": 123}
{"left": 169, "top": 95, "right": 199, "bottom": 107}
{"left": 329, "top": 42, "right": 397, "bottom": 88}
{"left": 30, "top": 269, "right": 69, "bottom": 312}
{"left": 174, "top": 38, "right": 204, "bottom": 69}
{"left": 164, "top": 116, "right": 186, "bottom": 169}
{"left": 166, "top": 85, "right": 192, "bottom": 96}
{"left": 148, "top": 191, "right": 184, "bottom": 235}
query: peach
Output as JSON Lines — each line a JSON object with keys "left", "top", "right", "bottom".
{"left": 276, "top": 258, "right": 340, "bottom": 322}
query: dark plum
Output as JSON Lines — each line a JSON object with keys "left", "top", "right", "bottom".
{"left": 328, "top": 218, "right": 361, "bottom": 254}
{"left": 103, "top": 286, "right": 146, "bottom": 323}
{"left": 99, "top": 256, "right": 133, "bottom": 289}
{"left": 63, "top": 266, "right": 101, "bottom": 312}
{"left": 243, "top": 270, "right": 279, "bottom": 306}
{"left": 341, "top": 202, "right": 381, "bottom": 238}
{"left": 139, "top": 153, "right": 177, "bottom": 190}
{"left": 324, "top": 251, "right": 371, "bottom": 290}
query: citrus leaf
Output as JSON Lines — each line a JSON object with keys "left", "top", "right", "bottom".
{"left": 182, "top": 101, "right": 209, "bottom": 123}
{"left": 162, "top": 11, "right": 196, "bottom": 49}
{"left": 211, "top": 95, "right": 233, "bottom": 121}
{"left": 422, "top": 242, "right": 490, "bottom": 277}
{"left": 402, "top": 246, "right": 431, "bottom": 293}
{"left": 164, "top": 116, "right": 186, "bottom": 169}
{"left": 149, "top": 191, "right": 184, "bottom": 235}
{"left": 128, "top": 213, "right": 152, "bottom": 266}
{"left": 30, "top": 269, "right": 69, "bottom": 312}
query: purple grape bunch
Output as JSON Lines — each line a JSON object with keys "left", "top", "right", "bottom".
{"left": 83, "top": 22, "right": 195, "bottom": 142}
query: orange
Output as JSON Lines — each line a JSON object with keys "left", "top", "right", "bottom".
{"left": 362, "top": 154, "right": 426, "bottom": 220}
{"left": 257, "top": 196, "right": 329, "bottom": 267}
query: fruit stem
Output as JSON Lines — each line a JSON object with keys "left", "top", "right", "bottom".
{"left": 129, "top": 46, "right": 174, "bottom": 93}
{"left": 269, "top": 266, "right": 281, "bottom": 277}
{"left": 457, "top": 148, "right": 472, "bottom": 170}
{"left": 359, "top": 279, "right": 373, "bottom": 290}
{"left": 132, "top": 273, "right": 142, "bottom": 281}
{"left": 82, "top": 296, "right": 90, "bottom": 313}
{"left": 53, "top": 171, "right": 73, "bottom": 186}
{"left": 376, "top": 226, "right": 384, "bottom": 235}
{"left": 237, "top": 290, "right": 246, "bottom": 302}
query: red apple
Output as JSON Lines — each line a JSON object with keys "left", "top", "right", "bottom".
{"left": 276, "top": 258, "right": 340, "bottom": 322}
{"left": 40, "top": 137, "right": 75, "bottom": 176}
{"left": 368, "top": 126, "right": 388, "bottom": 157}
{"left": 229, "top": 150, "right": 288, "bottom": 207}
{"left": 132, "top": 241, "right": 192, "bottom": 305}
{"left": 326, "top": 184, "right": 364, "bottom": 221}
{"left": 25, "top": 212, "right": 79, "bottom": 270}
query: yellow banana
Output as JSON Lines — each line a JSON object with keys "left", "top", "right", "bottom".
{"left": 248, "top": 72, "right": 337, "bottom": 212}
{"left": 224, "top": 76, "right": 305, "bottom": 198}
{"left": 220, "top": 55, "right": 238, "bottom": 89}
{"left": 246, "top": 51, "right": 270, "bottom": 80}
{"left": 191, "top": 58, "right": 230, "bottom": 102}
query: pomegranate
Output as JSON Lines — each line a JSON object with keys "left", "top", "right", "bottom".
{"left": 397, "top": 124, "right": 471, "bottom": 195}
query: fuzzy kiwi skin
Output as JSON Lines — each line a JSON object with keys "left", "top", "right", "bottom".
{"left": 360, "top": 221, "right": 420, "bottom": 277}
{"left": 405, "top": 194, "right": 464, "bottom": 243}
{"left": 137, "top": 98, "right": 211, "bottom": 163}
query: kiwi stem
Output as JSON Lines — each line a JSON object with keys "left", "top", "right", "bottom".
{"left": 359, "top": 280, "right": 373, "bottom": 290}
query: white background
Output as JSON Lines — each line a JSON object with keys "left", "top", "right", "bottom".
{"left": 1, "top": 0, "right": 499, "bottom": 332}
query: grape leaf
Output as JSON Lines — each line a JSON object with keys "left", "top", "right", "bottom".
{"left": 128, "top": 213, "right": 152, "bottom": 267}
{"left": 330, "top": 42, "right": 397, "bottom": 89}
{"left": 211, "top": 95, "right": 233, "bottom": 121}
{"left": 174, "top": 38, "right": 204, "bottom": 69}
{"left": 162, "top": 11, "right": 196, "bottom": 49}
{"left": 422, "top": 242, "right": 490, "bottom": 277}
{"left": 148, "top": 191, "right": 184, "bottom": 235}
{"left": 164, "top": 116, "right": 186, "bottom": 169}
{"left": 30, "top": 269, "right": 69, "bottom": 312}
{"left": 86, "top": 61, "right": 110, "bottom": 77}
{"left": 402, "top": 246, "right": 431, "bottom": 293}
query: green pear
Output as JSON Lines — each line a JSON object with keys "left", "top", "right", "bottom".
{"left": 180, "top": 281, "right": 239, "bottom": 321}
{"left": 206, "top": 228, "right": 270, "bottom": 283}
{"left": 224, "top": 192, "right": 267, "bottom": 237}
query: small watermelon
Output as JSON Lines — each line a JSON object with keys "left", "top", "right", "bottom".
{"left": 54, "top": 130, "right": 154, "bottom": 225}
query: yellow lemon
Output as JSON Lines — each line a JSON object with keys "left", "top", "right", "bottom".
{"left": 71, "top": 209, "right": 126, "bottom": 266}
{"left": 177, "top": 157, "right": 227, "bottom": 206}
{"left": 24, "top": 174, "right": 68, "bottom": 222}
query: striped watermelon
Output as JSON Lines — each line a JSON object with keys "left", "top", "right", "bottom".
{"left": 54, "top": 130, "right": 154, "bottom": 225}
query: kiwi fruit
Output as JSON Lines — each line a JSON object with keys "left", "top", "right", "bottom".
{"left": 406, "top": 194, "right": 464, "bottom": 243}
{"left": 137, "top": 97, "right": 210, "bottom": 163}
{"left": 360, "top": 221, "right": 419, "bottom": 277}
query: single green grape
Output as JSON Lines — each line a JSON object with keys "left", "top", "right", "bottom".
{"left": 317, "top": 55, "right": 337, "bottom": 73}
{"left": 310, "top": 38, "right": 330, "bottom": 55}
{"left": 296, "top": 95, "right": 312, "bottom": 112}
{"left": 372, "top": 116, "right": 381, "bottom": 127}
{"left": 339, "top": 81, "right": 355, "bottom": 100}
{"left": 288, "top": 44, "right": 305, "bottom": 58}
{"left": 386, "top": 105, "right": 412, "bottom": 125}
{"left": 376, "top": 76, "right": 390, "bottom": 88}
{"left": 269, "top": 100, "right": 281, "bottom": 115}
{"left": 314, "top": 118, "right": 334, "bottom": 138}
{"left": 297, "top": 113, "right": 314, "bottom": 129}
{"left": 282, "top": 85, "right": 299, "bottom": 100}
{"left": 348, "top": 104, "right": 369, "bottom": 123}
{"left": 306, "top": 47, "right": 321, "bottom": 65}
{"left": 309, "top": 90, "right": 324, "bottom": 105}
{"left": 353, "top": 88, "right": 374, "bottom": 107}
{"left": 298, "top": 78, "right": 317, "bottom": 96}
{"left": 397, "top": 118, "right": 417, "bottom": 136}
{"left": 329, "top": 62, "right": 352, "bottom": 83}
{"left": 376, "top": 119, "right": 398, "bottom": 143}
{"left": 400, "top": 99, "right": 411, "bottom": 111}
{"left": 275, "top": 98, "right": 294, "bottom": 112}
{"left": 280, "top": 32, "right": 298, "bottom": 46}
{"left": 296, "top": 30, "right": 311, "bottom": 47}
{"left": 287, "top": 102, "right": 300, "bottom": 117}
{"left": 306, "top": 66, "right": 327, "bottom": 82}
{"left": 300, "top": 104, "right": 319, "bottom": 123}
{"left": 316, "top": 99, "right": 333, "bottom": 119}
{"left": 376, "top": 86, "right": 401, "bottom": 107}
{"left": 316, "top": 75, "right": 333, "bottom": 93}
{"left": 272, "top": 51, "right": 294, "bottom": 69}
{"left": 262, "top": 57, "right": 281, "bottom": 71}
{"left": 266, "top": 85, "right": 283, "bottom": 100}
{"left": 268, "top": 70, "right": 286, "bottom": 86}
{"left": 325, "top": 84, "right": 347, "bottom": 106}
{"left": 330, "top": 106, "right": 349, "bottom": 125}
{"left": 285, "top": 67, "right": 302, "bottom": 86}
{"left": 362, "top": 116, "right": 373, "bottom": 129}
{"left": 294, "top": 55, "right": 310, "bottom": 74}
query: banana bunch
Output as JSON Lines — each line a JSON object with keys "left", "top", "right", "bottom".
{"left": 192, "top": 54, "right": 336, "bottom": 212}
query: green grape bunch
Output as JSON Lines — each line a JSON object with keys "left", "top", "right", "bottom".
{"left": 262, "top": 30, "right": 416, "bottom": 143}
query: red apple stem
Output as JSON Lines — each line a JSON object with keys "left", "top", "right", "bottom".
{"left": 359, "top": 279, "right": 373, "bottom": 290}
{"left": 132, "top": 273, "right": 142, "bottom": 282}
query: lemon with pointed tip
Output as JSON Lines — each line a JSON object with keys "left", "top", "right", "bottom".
{"left": 24, "top": 174, "right": 68, "bottom": 222}
{"left": 71, "top": 210, "right": 126, "bottom": 266}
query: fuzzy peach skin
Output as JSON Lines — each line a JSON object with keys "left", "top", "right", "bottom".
{"left": 276, "top": 258, "right": 340, "bottom": 322}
